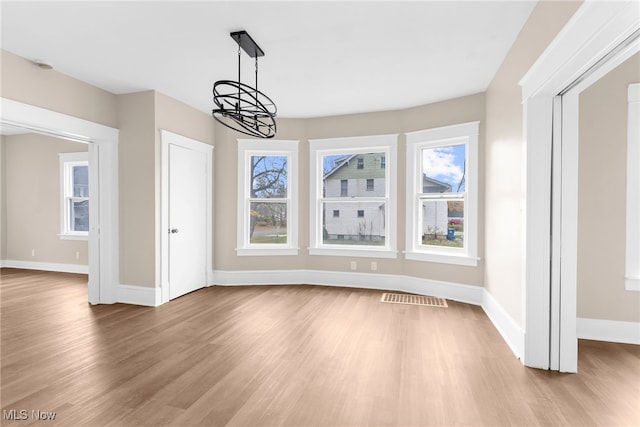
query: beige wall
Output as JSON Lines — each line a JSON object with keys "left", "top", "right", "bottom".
{"left": 484, "top": 0, "right": 583, "bottom": 326}
{"left": 1, "top": 47, "right": 120, "bottom": 272}
{"left": 1, "top": 50, "right": 118, "bottom": 128}
{"left": 214, "top": 93, "right": 486, "bottom": 287}
{"left": 577, "top": 53, "right": 640, "bottom": 322}
{"left": 3, "top": 133, "right": 88, "bottom": 265}
{"left": 117, "top": 91, "right": 157, "bottom": 286}
{"left": 117, "top": 90, "right": 216, "bottom": 288}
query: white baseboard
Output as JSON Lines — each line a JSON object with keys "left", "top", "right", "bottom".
{"left": 0, "top": 259, "right": 88, "bottom": 274}
{"left": 212, "top": 269, "right": 484, "bottom": 305}
{"left": 117, "top": 284, "right": 161, "bottom": 307}
{"left": 577, "top": 317, "right": 640, "bottom": 345}
{"left": 481, "top": 290, "right": 525, "bottom": 360}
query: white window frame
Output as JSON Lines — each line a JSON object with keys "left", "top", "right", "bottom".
{"left": 405, "top": 121, "right": 479, "bottom": 266}
{"left": 626, "top": 83, "right": 640, "bottom": 291}
{"left": 309, "top": 134, "right": 398, "bottom": 258}
{"left": 59, "top": 151, "right": 89, "bottom": 240}
{"left": 237, "top": 139, "right": 299, "bottom": 256}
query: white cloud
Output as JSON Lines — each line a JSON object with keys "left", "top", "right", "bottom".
{"left": 422, "top": 147, "right": 464, "bottom": 185}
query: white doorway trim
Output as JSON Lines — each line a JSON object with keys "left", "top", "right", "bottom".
{"left": 160, "top": 130, "right": 213, "bottom": 304}
{"left": 1, "top": 97, "right": 120, "bottom": 304}
{"left": 627, "top": 84, "right": 640, "bottom": 292}
{"left": 519, "top": 0, "right": 639, "bottom": 372}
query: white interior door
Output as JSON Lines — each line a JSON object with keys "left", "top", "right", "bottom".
{"left": 168, "top": 143, "right": 208, "bottom": 300}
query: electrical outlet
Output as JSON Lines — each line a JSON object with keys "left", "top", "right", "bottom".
{"left": 31, "top": 249, "right": 35, "bottom": 257}
{"left": 371, "top": 261, "right": 377, "bottom": 271}
{"left": 350, "top": 261, "right": 357, "bottom": 270}
{"left": 76, "top": 251, "right": 80, "bottom": 260}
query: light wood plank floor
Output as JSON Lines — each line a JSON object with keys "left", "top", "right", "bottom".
{"left": 1, "top": 268, "right": 639, "bottom": 426}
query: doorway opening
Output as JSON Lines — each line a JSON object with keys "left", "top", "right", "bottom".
{"left": 1, "top": 98, "right": 119, "bottom": 304}
{"left": 520, "top": 1, "right": 639, "bottom": 372}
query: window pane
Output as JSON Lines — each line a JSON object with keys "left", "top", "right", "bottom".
{"left": 420, "top": 199, "right": 464, "bottom": 248}
{"left": 323, "top": 152, "right": 386, "bottom": 197}
{"left": 250, "top": 202, "right": 287, "bottom": 244}
{"left": 340, "top": 179, "right": 348, "bottom": 197}
{"left": 251, "top": 156, "right": 287, "bottom": 198}
{"left": 72, "top": 165, "right": 89, "bottom": 197}
{"left": 70, "top": 199, "right": 89, "bottom": 232}
{"left": 421, "top": 144, "right": 465, "bottom": 193}
{"left": 323, "top": 201, "right": 385, "bottom": 246}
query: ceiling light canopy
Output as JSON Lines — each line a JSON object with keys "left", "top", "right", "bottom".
{"left": 212, "top": 31, "right": 277, "bottom": 139}
{"left": 33, "top": 60, "right": 53, "bottom": 70}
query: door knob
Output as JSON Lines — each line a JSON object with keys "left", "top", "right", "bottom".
{"left": 170, "top": 228, "right": 179, "bottom": 234}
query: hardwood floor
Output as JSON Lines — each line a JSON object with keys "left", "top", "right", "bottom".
{"left": 1, "top": 268, "right": 638, "bottom": 426}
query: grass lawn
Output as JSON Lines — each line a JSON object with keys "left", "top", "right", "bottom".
{"left": 250, "top": 235, "right": 287, "bottom": 244}
{"left": 422, "top": 238, "right": 463, "bottom": 248}
{"left": 323, "top": 239, "right": 385, "bottom": 246}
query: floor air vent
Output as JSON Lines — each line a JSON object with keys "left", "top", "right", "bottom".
{"left": 380, "top": 293, "right": 448, "bottom": 307}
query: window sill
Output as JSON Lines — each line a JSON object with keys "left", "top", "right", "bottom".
{"left": 236, "top": 247, "right": 299, "bottom": 257}
{"left": 58, "top": 233, "right": 88, "bottom": 241}
{"left": 309, "top": 247, "right": 398, "bottom": 259}
{"left": 404, "top": 251, "right": 479, "bottom": 266}
{"left": 625, "top": 277, "right": 640, "bottom": 291}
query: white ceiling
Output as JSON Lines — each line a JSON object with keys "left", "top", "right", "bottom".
{"left": 1, "top": 1, "right": 537, "bottom": 119}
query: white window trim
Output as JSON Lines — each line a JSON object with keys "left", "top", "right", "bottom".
{"left": 405, "top": 121, "right": 479, "bottom": 266}
{"left": 237, "top": 139, "right": 299, "bottom": 256}
{"left": 626, "top": 83, "right": 640, "bottom": 291}
{"left": 309, "top": 134, "right": 398, "bottom": 259}
{"left": 59, "top": 151, "right": 89, "bottom": 241}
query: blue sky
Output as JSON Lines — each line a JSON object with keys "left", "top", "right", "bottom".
{"left": 422, "top": 144, "right": 466, "bottom": 192}
{"left": 323, "top": 154, "right": 352, "bottom": 175}
{"left": 251, "top": 155, "right": 287, "bottom": 196}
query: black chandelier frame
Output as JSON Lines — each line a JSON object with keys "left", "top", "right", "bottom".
{"left": 212, "top": 31, "right": 277, "bottom": 139}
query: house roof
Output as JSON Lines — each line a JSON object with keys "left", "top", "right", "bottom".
{"left": 324, "top": 154, "right": 358, "bottom": 180}
{"left": 423, "top": 175, "right": 452, "bottom": 192}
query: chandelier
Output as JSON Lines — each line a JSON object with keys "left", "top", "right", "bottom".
{"left": 212, "top": 31, "right": 277, "bottom": 138}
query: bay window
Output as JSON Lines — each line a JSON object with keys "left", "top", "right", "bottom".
{"left": 309, "top": 134, "right": 397, "bottom": 258}
{"left": 237, "top": 139, "right": 299, "bottom": 256}
{"left": 405, "top": 122, "right": 479, "bottom": 265}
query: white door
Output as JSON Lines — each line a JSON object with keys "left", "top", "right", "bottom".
{"left": 168, "top": 143, "right": 208, "bottom": 299}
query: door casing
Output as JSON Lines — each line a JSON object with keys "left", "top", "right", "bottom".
{"left": 519, "top": 0, "right": 639, "bottom": 372}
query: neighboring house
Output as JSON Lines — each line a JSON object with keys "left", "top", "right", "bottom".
{"left": 421, "top": 176, "right": 452, "bottom": 237}
{"left": 323, "top": 153, "right": 386, "bottom": 241}
{"left": 323, "top": 154, "right": 457, "bottom": 241}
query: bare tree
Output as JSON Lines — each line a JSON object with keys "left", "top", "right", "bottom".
{"left": 249, "top": 156, "right": 287, "bottom": 239}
